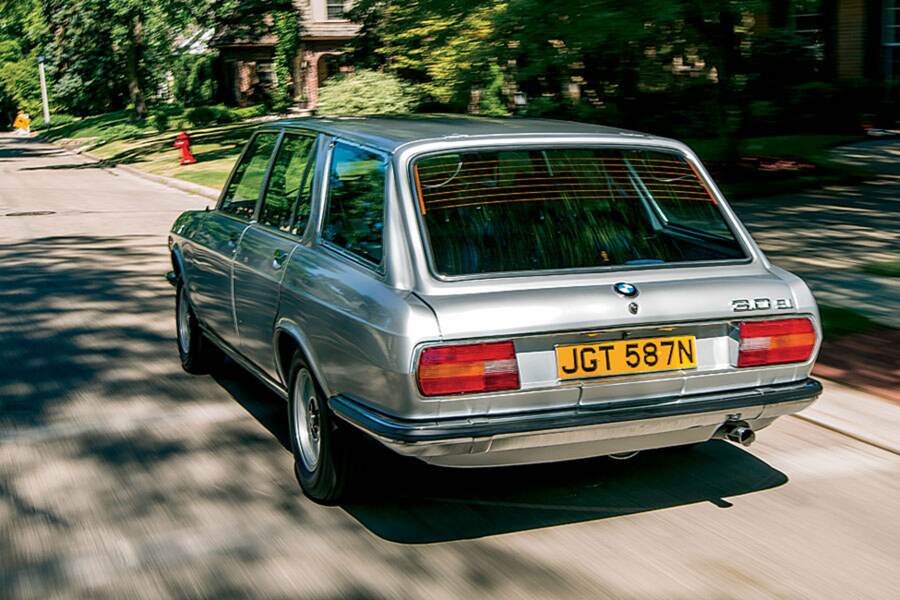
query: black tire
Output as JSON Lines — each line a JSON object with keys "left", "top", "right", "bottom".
{"left": 175, "top": 279, "right": 220, "bottom": 374}
{"left": 287, "top": 352, "right": 360, "bottom": 504}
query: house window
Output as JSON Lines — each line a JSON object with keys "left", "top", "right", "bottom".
{"left": 326, "top": 0, "right": 346, "bottom": 20}
{"left": 887, "top": 0, "right": 900, "bottom": 80}
{"left": 793, "top": 0, "right": 825, "bottom": 62}
{"left": 257, "top": 61, "right": 276, "bottom": 87}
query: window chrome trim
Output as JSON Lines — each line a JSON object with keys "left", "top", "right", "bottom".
{"left": 315, "top": 137, "right": 391, "bottom": 275}
{"left": 404, "top": 143, "right": 754, "bottom": 283}
{"left": 254, "top": 131, "right": 321, "bottom": 241}
{"left": 216, "top": 129, "right": 282, "bottom": 221}
{"left": 251, "top": 129, "right": 285, "bottom": 222}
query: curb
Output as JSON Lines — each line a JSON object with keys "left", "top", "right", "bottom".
{"left": 109, "top": 161, "right": 220, "bottom": 202}
{"left": 37, "top": 136, "right": 221, "bottom": 202}
{"left": 79, "top": 150, "right": 221, "bottom": 201}
{"left": 793, "top": 378, "right": 900, "bottom": 456}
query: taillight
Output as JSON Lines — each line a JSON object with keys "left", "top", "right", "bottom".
{"left": 417, "top": 341, "right": 520, "bottom": 396}
{"left": 737, "top": 318, "right": 817, "bottom": 368}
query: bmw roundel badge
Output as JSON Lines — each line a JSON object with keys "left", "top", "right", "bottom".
{"left": 613, "top": 282, "right": 639, "bottom": 298}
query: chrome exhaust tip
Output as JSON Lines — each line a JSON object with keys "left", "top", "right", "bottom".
{"left": 609, "top": 451, "right": 640, "bottom": 460}
{"left": 721, "top": 423, "right": 756, "bottom": 447}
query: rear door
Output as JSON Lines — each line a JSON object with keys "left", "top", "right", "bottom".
{"left": 233, "top": 131, "right": 319, "bottom": 379}
{"left": 188, "top": 131, "right": 279, "bottom": 347}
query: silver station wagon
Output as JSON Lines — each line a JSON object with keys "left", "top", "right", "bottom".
{"left": 168, "top": 116, "right": 822, "bottom": 503}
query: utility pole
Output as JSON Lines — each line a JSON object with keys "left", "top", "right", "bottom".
{"left": 37, "top": 55, "right": 50, "bottom": 125}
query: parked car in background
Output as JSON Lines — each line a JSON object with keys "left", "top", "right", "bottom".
{"left": 168, "top": 116, "right": 823, "bottom": 503}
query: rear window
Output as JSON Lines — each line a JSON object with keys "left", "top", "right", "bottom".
{"left": 413, "top": 147, "right": 747, "bottom": 277}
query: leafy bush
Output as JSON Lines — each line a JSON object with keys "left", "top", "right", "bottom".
{"left": 172, "top": 53, "right": 218, "bottom": 107}
{"left": 234, "top": 104, "right": 269, "bottom": 119}
{"left": 147, "top": 104, "right": 184, "bottom": 131}
{"left": 476, "top": 64, "right": 510, "bottom": 117}
{"left": 150, "top": 112, "right": 170, "bottom": 132}
{"left": 316, "top": 70, "right": 418, "bottom": 116}
{"left": 186, "top": 104, "right": 239, "bottom": 127}
{"left": 213, "top": 106, "right": 239, "bottom": 124}
{"left": 31, "top": 113, "right": 80, "bottom": 131}
{"left": 185, "top": 105, "right": 217, "bottom": 127}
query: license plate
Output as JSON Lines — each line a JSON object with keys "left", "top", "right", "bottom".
{"left": 555, "top": 336, "right": 697, "bottom": 380}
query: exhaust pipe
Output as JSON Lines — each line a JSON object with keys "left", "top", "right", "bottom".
{"left": 609, "top": 451, "right": 640, "bottom": 460}
{"left": 721, "top": 422, "right": 756, "bottom": 447}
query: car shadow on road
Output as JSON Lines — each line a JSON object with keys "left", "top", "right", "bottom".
{"left": 211, "top": 359, "right": 292, "bottom": 449}
{"left": 212, "top": 364, "right": 789, "bottom": 545}
{"left": 343, "top": 441, "right": 787, "bottom": 544}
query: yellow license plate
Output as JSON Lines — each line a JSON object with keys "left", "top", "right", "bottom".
{"left": 556, "top": 336, "right": 697, "bottom": 380}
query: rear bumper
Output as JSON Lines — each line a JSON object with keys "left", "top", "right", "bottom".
{"left": 329, "top": 378, "right": 822, "bottom": 467}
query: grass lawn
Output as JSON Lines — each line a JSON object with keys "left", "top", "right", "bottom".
{"left": 686, "top": 134, "right": 865, "bottom": 162}
{"left": 684, "top": 134, "right": 871, "bottom": 198}
{"left": 818, "top": 304, "right": 888, "bottom": 339}
{"left": 39, "top": 111, "right": 265, "bottom": 190}
{"left": 39, "top": 112, "right": 873, "bottom": 196}
{"left": 861, "top": 259, "right": 900, "bottom": 277}
{"left": 89, "top": 121, "right": 259, "bottom": 189}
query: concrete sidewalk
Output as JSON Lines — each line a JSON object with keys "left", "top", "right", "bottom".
{"left": 797, "top": 379, "right": 900, "bottom": 455}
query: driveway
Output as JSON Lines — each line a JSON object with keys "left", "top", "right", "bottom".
{"left": 2, "top": 134, "right": 899, "bottom": 598}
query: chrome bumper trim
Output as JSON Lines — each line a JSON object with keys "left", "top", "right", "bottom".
{"left": 329, "top": 378, "right": 822, "bottom": 445}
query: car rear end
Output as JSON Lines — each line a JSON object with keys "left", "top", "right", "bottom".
{"left": 329, "top": 133, "right": 822, "bottom": 467}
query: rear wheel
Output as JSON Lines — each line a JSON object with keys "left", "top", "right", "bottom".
{"left": 288, "top": 353, "right": 360, "bottom": 504}
{"left": 175, "top": 280, "right": 220, "bottom": 374}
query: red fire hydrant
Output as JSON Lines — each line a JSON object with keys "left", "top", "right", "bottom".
{"left": 173, "top": 131, "right": 198, "bottom": 165}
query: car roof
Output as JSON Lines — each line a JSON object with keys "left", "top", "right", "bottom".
{"left": 262, "top": 114, "right": 659, "bottom": 153}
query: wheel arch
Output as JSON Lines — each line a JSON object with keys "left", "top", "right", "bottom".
{"left": 274, "top": 318, "right": 332, "bottom": 398}
{"left": 170, "top": 244, "right": 186, "bottom": 280}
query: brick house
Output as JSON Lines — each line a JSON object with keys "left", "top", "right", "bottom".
{"left": 761, "top": 0, "right": 899, "bottom": 82}
{"left": 213, "top": 0, "right": 359, "bottom": 109}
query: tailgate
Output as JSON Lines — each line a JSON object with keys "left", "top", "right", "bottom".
{"left": 415, "top": 272, "right": 819, "bottom": 412}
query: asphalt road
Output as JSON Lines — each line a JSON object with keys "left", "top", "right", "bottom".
{"left": 1, "top": 134, "right": 899, "bottom": 599}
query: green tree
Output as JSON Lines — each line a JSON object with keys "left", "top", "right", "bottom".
{"left": 347, "top": 0, "right": 503, "bottom": 111}
{"left": 41, "top": 0, "right": 129, "bottom": 116}
{"left": 347, "top": 0, "right": 759, "bottom": 136}
{"left": 0, "top": 0, "right": 47, "bottom": 122}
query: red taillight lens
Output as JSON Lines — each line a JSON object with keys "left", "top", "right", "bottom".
{"left": 417, "top": 341, "right": 520, "bottom": 396}
{"left": 737, "top": 318, "right": 817, "bottom": 368}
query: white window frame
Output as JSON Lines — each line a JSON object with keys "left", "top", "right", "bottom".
{"left": 886, "top": 0, "right": 900, "bottom": 80}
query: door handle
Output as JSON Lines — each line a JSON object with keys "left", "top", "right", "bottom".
{"left": 272, "top": 249, "right": 289, "bottom": 269}
{"left": 227, "top": 232, "right": 239, "bottom": 250}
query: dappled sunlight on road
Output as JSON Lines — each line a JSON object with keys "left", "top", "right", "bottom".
{"left": 0, "top": 235, "right": 189, "bottom": 429}
{"left": 732, "top": 140, "right": 900, "bottom": 327}
{"left": 2, "top": 134, "right": 900, "bottom": 599}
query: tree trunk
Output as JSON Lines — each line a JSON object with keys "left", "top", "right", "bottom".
{"left": 126, "top": 12, "right": 147, "bottom": 119}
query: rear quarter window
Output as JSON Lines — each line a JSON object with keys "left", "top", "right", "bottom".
{"left": 322, "top": 142, "right": 387, "bottom": 266}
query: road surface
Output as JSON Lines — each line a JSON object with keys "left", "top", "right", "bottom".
{"left": 1, "top": 134, "right": 898, "bottom": 599}
{"left": 731, "top": 138, "right": 900, "bottom": 328}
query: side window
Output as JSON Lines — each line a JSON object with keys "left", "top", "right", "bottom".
{"left": 322, "top": 143, "right": 386, "bottom": 265}
{"left": 259, "top": 134, "right": 318, "bottom": 235}
{"left": 220, "top": 132, "right": 278, "bottom": 219}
